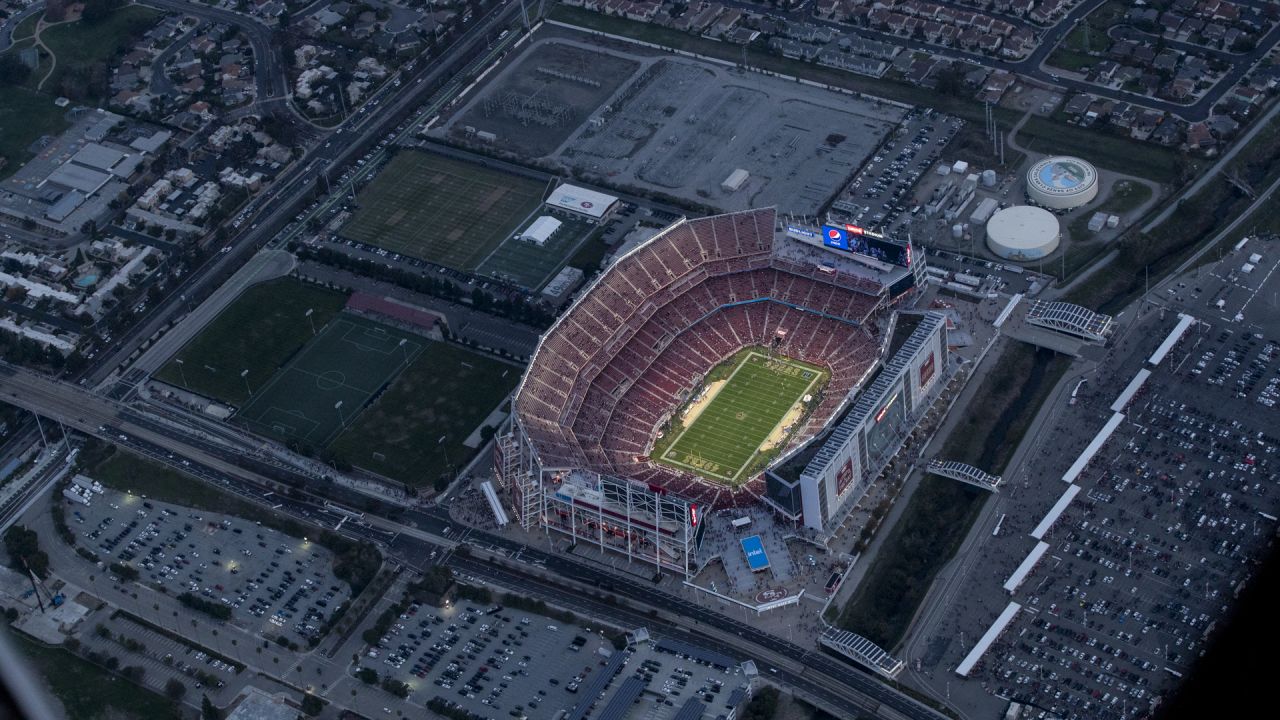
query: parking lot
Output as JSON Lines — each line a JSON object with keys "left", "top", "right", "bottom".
{"left": 69, "top": 487, "right": 351, "bottom": 647}
{"left": 911, "top": 269, "right": 1280, "bottom": 720}
{"left": 369, "top": 598, "right": 753, "bottom": 720}
{"left": 826, "top": 109, "right": 962, "bottom": 233}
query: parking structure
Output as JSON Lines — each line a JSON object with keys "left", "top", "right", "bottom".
{"left": 366, "top": 602, "right": 751, "bottom": 719}
{"left": 71, "top": 488, "right": 351, "bottom": 647}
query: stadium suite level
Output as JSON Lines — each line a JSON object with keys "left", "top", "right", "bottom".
{"left": 494, "top": 207, "right": 949, "bottom": 577}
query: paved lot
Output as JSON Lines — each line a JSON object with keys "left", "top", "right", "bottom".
{"left": 71, "top": 488, "right": 351, "bottom": 648}
{"left": 826, "top": 108, "right": 962, "bottom": 234}
{"left": 904, "top": 251, "right": 1280, "bottom": 720}
{"left": 364, "top": 601, "right": 611, "bottom": 717}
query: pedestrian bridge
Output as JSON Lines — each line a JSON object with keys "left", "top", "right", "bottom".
{"left": 819, "top": 625, "right": 905, "bottom": 679}
{"left": 926, "top": 459, "right": 1002, "bottom": 492}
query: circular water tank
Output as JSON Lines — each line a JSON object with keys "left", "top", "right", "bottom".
{"left": 986, "top": 205, "right": 1060, "bottom": 261}
{"left": 1026, "top": 156, "right": 1098, "bottom": 210}
{"left": 981, "top": 169, "right": 997, "bottom": 187}
{"left": 951, "top": 223, "right": 965, "bottom": 239}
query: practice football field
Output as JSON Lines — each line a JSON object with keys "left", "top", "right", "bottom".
{"left": 657, "top": 350, "right": 827, "bottom": 484}
{"left": 236, "top": 315, "right": 425, "bottom": 447}
{"left": 340, "top": 150, "right": 545, "bottom": 270}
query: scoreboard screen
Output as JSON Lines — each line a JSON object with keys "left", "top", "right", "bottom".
{"left": 820, "top": 224, "right": 912, "bottom": 267}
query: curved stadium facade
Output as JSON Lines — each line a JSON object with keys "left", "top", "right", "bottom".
{"left": 496, "top": 208, "right": 945, "bottom": 577}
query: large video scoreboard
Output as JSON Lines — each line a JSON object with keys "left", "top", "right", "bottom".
{"left": 821, "top": 223, "right": 912, "bottom": 267}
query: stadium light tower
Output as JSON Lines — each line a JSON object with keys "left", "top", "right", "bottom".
{"left": 335, "top": 400, "right": 347, "bottom": 427}
{"left": 305, "top": 308, "right": 316, "bottom": 336}
{"left": 398, "top": 338, "right": 409, "bottom": 365}
{"left": 175, "top": 358, "right": 189, "bottom": 388}
{"left": 240, "top": 369, "right": 252, "bottom": 398}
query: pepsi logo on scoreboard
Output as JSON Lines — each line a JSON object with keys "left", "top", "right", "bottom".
{"left": 821, "top": 225, "right": 852, "bottom": 251}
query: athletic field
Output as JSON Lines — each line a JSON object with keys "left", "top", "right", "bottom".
{"left": 340, "top": 151, "right": 545, "bottom": 270}
{"left": 475, "top": 214, "right": 594, "bottom": 291}
{"left": 236, "top": 316, "right": 425, "bottom": 447}
{"left": 655, "top": 350, "right": 827, "bottom": 484}
{"left": 154, "top": 278, "right": 349, "bottom": 405}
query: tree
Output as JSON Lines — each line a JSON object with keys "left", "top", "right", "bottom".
{"left": 0, "top": 55, "right": 32, "bottom": 87}
{"left": 357, "top": 666, "right": 378, "bottom": 684}
{"left": 165, "top": 678, "right": 187, "bottom": 701}
{"left": 3, "top": 526, "right": 48, "bottom": 579}
{"left": 201, "top": 694, "right": 221, "bottom": 720}
{"left": 300, "top": 693, "right": 323, "bottom": 716}
{"left": 81, "top": 0, "right": 125, "bottom": 25}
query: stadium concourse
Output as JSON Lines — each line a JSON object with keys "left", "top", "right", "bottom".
{"left": 495, "top": 207, "right": 938, "bottom": 578}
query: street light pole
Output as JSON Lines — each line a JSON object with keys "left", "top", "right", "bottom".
{"left": 241, "top": 369, "right": 252, "bottom": 398}
{"left": 175, "top": 358, "right": 188, "bottom": 388}
{"left": 306, "top": 308, "right": 316, "bottom": 335}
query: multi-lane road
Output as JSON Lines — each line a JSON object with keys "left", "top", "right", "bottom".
{"left": 0, "top": 358, "right": 947, "bottom": 720}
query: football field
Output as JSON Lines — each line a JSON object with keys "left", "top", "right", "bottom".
{"left": 340, "top": 150, "right": 545, "bottom": 270}
{"left": 236, "top": 316, "right": 425, "bottom": 447}
{"left": 657, "top": 350, "right": 827, "bottom": 484}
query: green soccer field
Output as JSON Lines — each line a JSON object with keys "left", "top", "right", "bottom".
{"left": 655, "top": 350, "right": 828, "bottom": 484}
{"left": 340, "top": 150, "right": 546, "bottom": 270}
{"left": 236, "top": 316, "right": 426, "bottom": 448}
{"left": 155, "top": 278, "right": 349, "bottom": 405}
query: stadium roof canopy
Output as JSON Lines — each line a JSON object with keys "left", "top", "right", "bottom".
{"left": 1026, "top": 299, "right": 1113, "bottom": 342}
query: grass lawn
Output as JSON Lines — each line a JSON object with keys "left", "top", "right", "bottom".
{"left": 341, "top": 150, "right": 545, "bottom": 271}
{"left": 0, "top": 85, "right": 69, "bottom": 179}
{"left": 1046, "top": 46, "right": 1096, "bottom": 72}
{"left": 237, "top": 315, "right": 426, "bottom": 449}
{"left": 653, "top": 349, "right": 828, "bottom": 485}
{"left": 1016, "top": 116, "right": 1180, "bottom": 184}
{"left": 838, "top": 342, "right": 1071, "bottom": 649}
{"left": 329, "top": 341, "right": 521, "bottom": 487}
{"left": 154, "top": 278, "right": 349, "bottom": 405}
{"left": 91, "top": 447, "right": 280, "bottom": 523}
{"left": 1067, "top": 180, "right": 1154, "bottom": 240}
{"left": 475, "top": 214, "right": 596, "bottom": 291}
{"left": 39, "top": 6, "right": 162, "bottom": 98}
{"left": 7, "top": 627, "right": 180, "bottom": 720}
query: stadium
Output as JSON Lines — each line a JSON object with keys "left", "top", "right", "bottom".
{"left": 496, "top": 208, "right": 947, "bottom": 577}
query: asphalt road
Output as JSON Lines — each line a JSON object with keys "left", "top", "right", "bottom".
{"left": 0, "top": 0, "right": 42, "bottom": 52}
{"left": 137, "top": 0, "right": 287, "bottom": 101}
{"left": 0, "top": 360, "right": 946, "bottom": 720}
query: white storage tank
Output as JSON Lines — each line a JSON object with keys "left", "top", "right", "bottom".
{"left": 986, "top": 205, "right": 1060, "bottom": 261}
{"left": 1026, "top": 156, "right": 1098, "bottom": 210}
{"left": 952, "top": 223, "right": 965, "bottom": 239}
{"left": 981, "top": 169, "right": 998, "bottom": 187}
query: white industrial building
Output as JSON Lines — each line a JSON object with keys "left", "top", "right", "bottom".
{"left": 545, "top": 183, "right": 619, "bottom": 220}
{"left": 721, "top": 169, "right": 749, "bottom": 192}
{"left": 986, "top": 205, "right": 1060, "bottom": 261}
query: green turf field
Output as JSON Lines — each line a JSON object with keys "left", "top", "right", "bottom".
{"left": 155, "top": 278, "right": 349, "bottom": 405}
{"left": 237, "top": 315, "right": 426, "bottom": 448}
{"left": 341, "top": 150, "right": 546, "bottom": 270}
{"left": 474, "top": 214, "right": 595, "bottom": 291}
{"left": 655, "top": 349, "right": 827, "bottom": 484}
{"left": 329, "top": 341, "right": 520, "bottom": 487}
